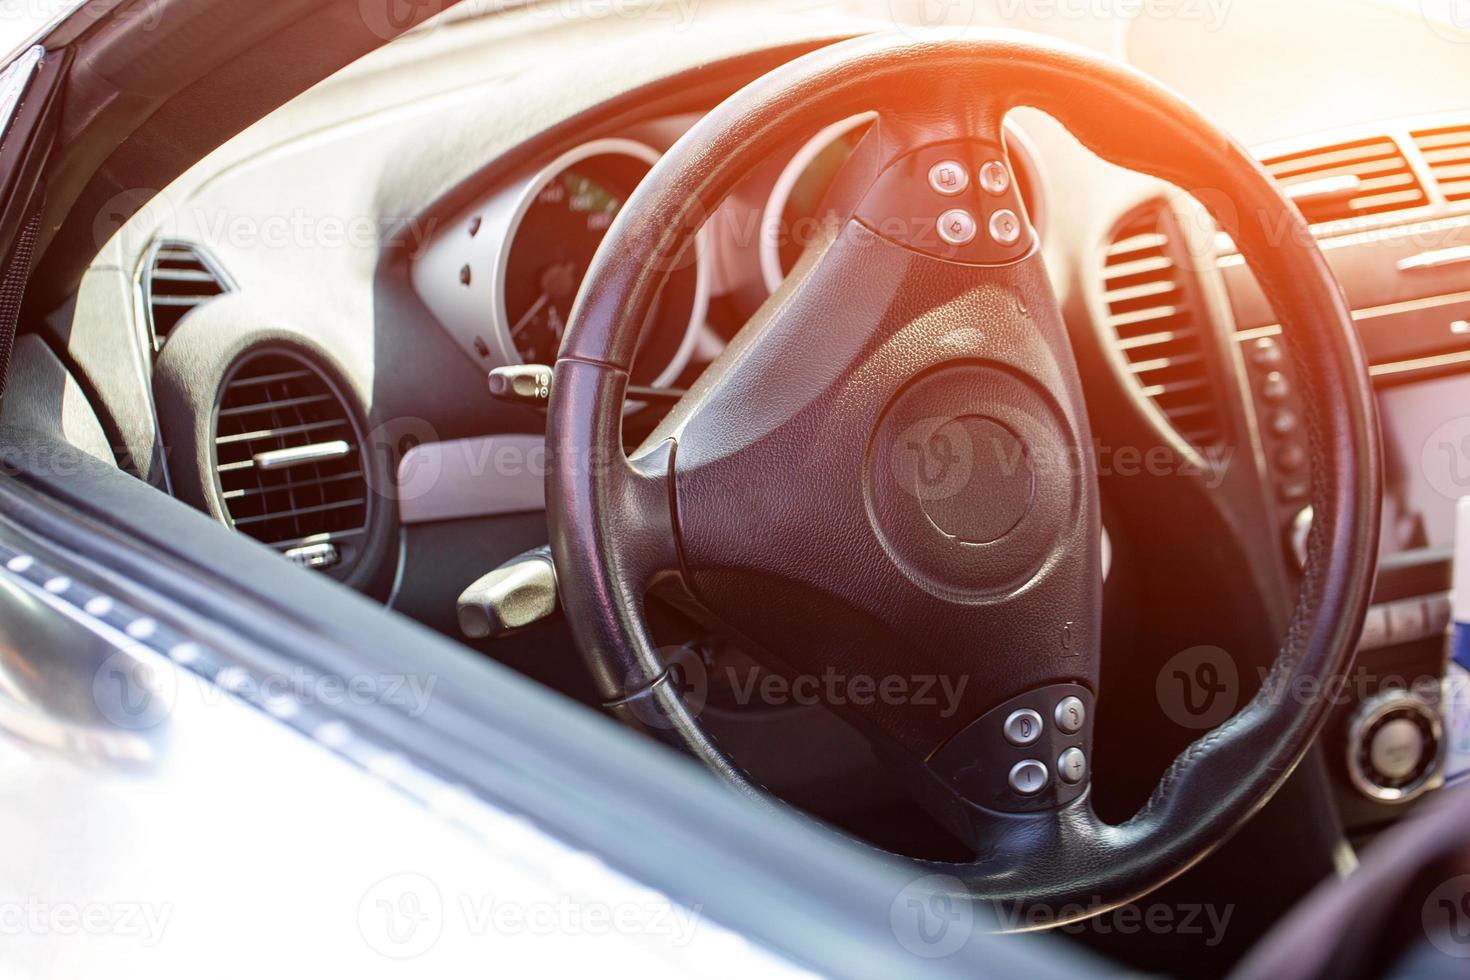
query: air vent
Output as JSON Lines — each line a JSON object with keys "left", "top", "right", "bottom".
{"left": 1411, "top": 124, "right": 1470, "bottom": 203}
{"left": 1102, "top": 209, "right": 1223, "bottom": 450}
{"left": 142, "top": 241, "right": 230, "bottom": 350}
{"left": 1261, "top": 137, "right": 1428, "bottom": 226}
{"left": 213, "top": 350, "right": 368, "bottom": 574}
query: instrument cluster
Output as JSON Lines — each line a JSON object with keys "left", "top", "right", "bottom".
{"left": 413, "top": 114, "right": 1047, "bottom": 391}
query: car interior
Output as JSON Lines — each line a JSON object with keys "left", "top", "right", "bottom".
{"left": 5, "top": 0, "right": 1470, "bottom": 975}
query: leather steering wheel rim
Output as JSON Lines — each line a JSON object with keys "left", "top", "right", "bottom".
{"left": 546, "top": 30, "right": 1381, "bottom": 919}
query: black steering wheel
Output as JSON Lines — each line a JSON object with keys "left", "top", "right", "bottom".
{"left": 545, "top": 31, "right": 1380, "bottom": 920}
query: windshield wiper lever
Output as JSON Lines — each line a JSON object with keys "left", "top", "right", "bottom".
{"left": 456, "top": 545, "right": 559, "bottom": 640}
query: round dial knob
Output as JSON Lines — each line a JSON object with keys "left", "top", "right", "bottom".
{"left": 1346, "top": 690, "right": 1444, "bottom": 804}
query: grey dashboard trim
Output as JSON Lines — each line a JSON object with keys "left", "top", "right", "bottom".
{"left": 412, "top": 136, "right": 709, "bottom": 385}
{"left": 396, "top": 433, "right": 545, "bottom": 524}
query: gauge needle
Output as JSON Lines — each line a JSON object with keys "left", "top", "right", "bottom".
{"left": 510, "top": 293, "right": 550, "bottom": 338}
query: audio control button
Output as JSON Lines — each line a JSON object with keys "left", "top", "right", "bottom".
{"left": 989, "top": 208, "right": 1022, "bottom": 246}
{"left": 978, "top": 160, "right": 1011, "bottom": 195}
{"left": 1054, "top": 696, "right": 1085, "bottom": 734}
{"left": 1058, "top": 748, "right": 1087, "bottom": 785}
{"left": 927, "top": 160, "right": 969, "bottom": 196}
{"left": 937, "top": 208, "right": 977, "bottom": 246}
{"left": 1003, "top": 708, "right": 1043, "bottom": 746}
{"left": 1009, "top": 760, "right": 1049, "bottom": 795}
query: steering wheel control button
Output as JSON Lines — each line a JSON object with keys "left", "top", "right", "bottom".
{"left": 929, "top": 684, "right": 1092, "bottom": 813}
{"left": 1003, "top": 708, "right": 1043, "bottom": 746}
{"left": 978, "top": 160, "right": 1011, "bottom": 195}
{"left": 988, "top": 209, "right": 1022, "bottom": 246}
{"left": 1054, "top": 696, "right": 1085, "bottom": 734}
{"left": 937, "top": 208, "right": 978, "bottom": 246}
{"left": 1058, "top": 748, "right": 1088, "bottom": 785}
{"left": 856, "top": 140, "right": 1032, "bottom": 264}
{"left": 927, "top": 160, "right": 969, "bottom": 196}
{"left": 1009, "top": 760, "right": 1049, "bottom": 795}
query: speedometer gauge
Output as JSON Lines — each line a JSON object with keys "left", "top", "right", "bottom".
{"left": 498, "top": 139, "right": 706, "bottom": 386}
{"left": 503, "top": 157, "right": 643, "bottom": 365}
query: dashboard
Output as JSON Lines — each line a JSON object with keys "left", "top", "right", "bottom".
{"left": 46, "top": 0, "right": 1470, "bottom": 836}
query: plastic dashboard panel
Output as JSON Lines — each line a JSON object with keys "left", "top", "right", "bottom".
{"left": 71, "top": 13, "right": 882, "bottom": 593}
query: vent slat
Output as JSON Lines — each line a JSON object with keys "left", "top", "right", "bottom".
{"left": 1128, "top": 352, "right": 1204, "bottom": 375}
{"left": 1102, "top": 254, "right": 1173, "bottom": 280}
{"left": 1139, "top": 377, "right": 1210, "bottom": 398}
{"left": 1116, "top": 328, "right": 1199, "bottom": 352}
{"left": 230, "top": 498, "right": 368, "bottom": 527}
{"left": 1106, "top": 304, "right": 1183, "bottom": 330}
{"left": 221, "top": 470, "right": 364, "bottom": 501}
{"left": 264, "top": 528, "right": 368, "bottom": 551}
{"left": 1412, "top": 131, "right": 1470, "bottom": 152}
{"left": 1412, "top": 125, "right": 1470, "bottom": 203}
{"left": 213, "top": 351, "right": 368, "bottom": 574}
{"left": 142, "top": 241, "right": 229, "bottom": 350}
{"left": 1104, "top": 232, "right": 1168, "bottom": 256}
{"left": 215, "top": 418, "right": 348, "bottom": 446}
{"left": 1262, "top": 136, "right": 1428, "bottom": 224}
{"left": 229, "top": 369, "right": 315, "bottom": 387}
{"left": 1101, "top": 209, "right": 1223, "bottom": 451}
{"left": 148, "top": 296, "right": 213, "bottom": 308}
{"left": 1428, "top": 161, "right": 1470, "bottom": 182}
{"left": 150, "top": 268, "right": 221, "bottom": 284}
{"left": 1103, "top": 279, "right": 1177, "bottom": 304}
{"left": 217, "top": 393, "right": 337, "bottom": 418}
